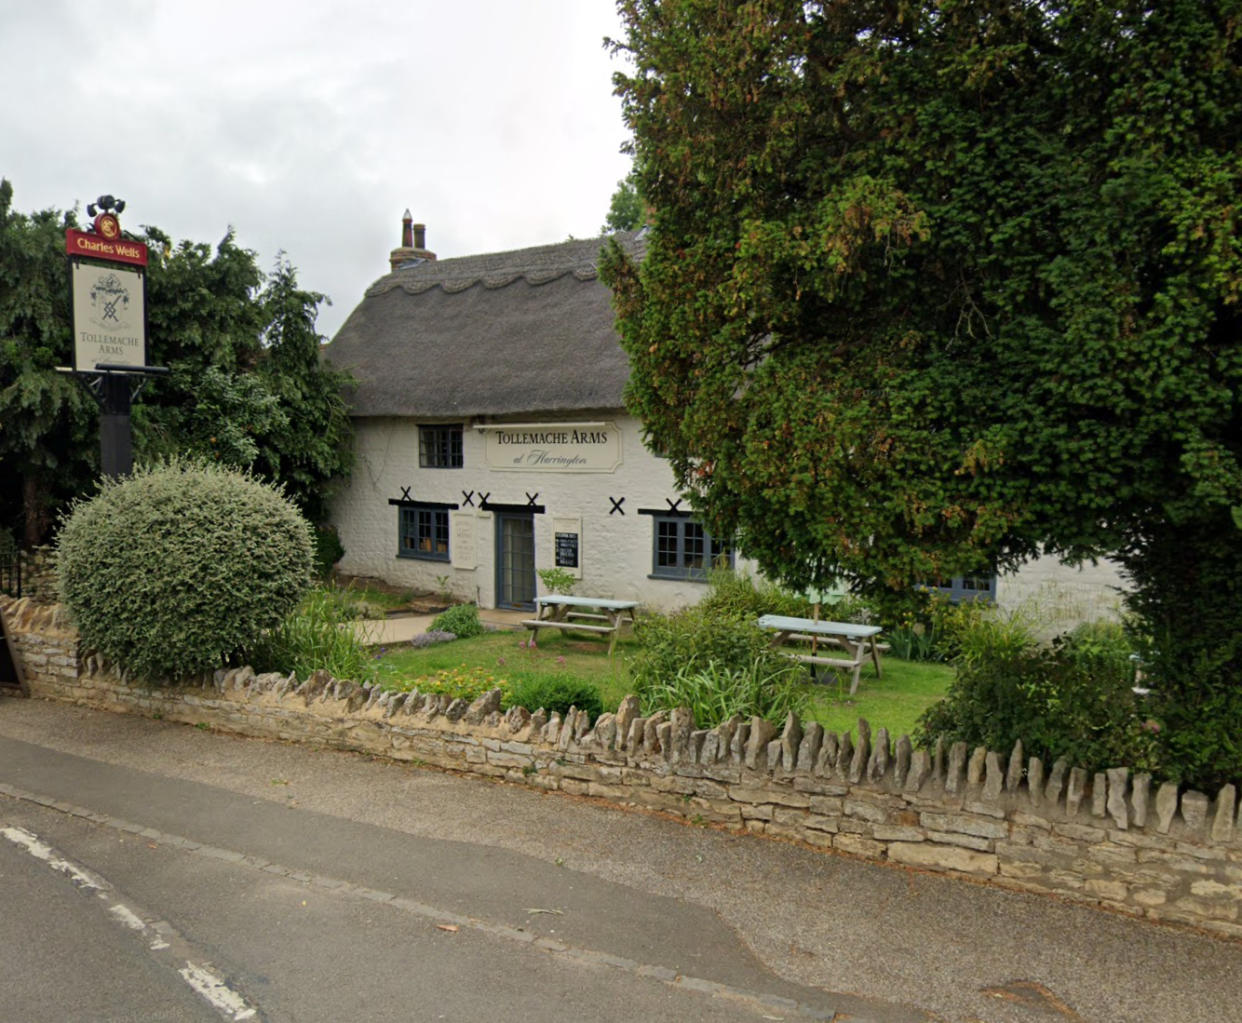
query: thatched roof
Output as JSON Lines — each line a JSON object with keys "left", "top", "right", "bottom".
{"left": 325, "top": 232, "right": 645, "bottom": 419}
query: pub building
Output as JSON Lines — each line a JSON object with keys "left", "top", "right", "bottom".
{"left": 325, "top": 214, "right": 1125, "bottom": 623}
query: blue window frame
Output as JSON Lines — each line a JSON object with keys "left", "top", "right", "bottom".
{"left": 651, "top": 515, "right": 732, "bottom": 580}
{"left": 923, "top": 574, "right": 995, "bottom": 602}
{"left": 398, "top": 505, "right": 450, "bottom": 561}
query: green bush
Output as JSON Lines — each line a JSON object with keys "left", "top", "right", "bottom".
{"left": 629, "top": 605, "right": 796, "bottom": 721}
{"left": 430, "top": 603, "right": 484, "bottom": 639}
{"left": 536, "top": 567, "right": 577, "bottom": 595}
{"left": 57, "top": 459, "right": 312, "bottom": 683}
{"left": 313, "top": 524, "right": 345, "bottom": 578}
{"left": 249, "top": 584, "right": 377, "bottom": 684}
{"left": 697, "top": 569, "right": 812, "bottom": 619}
{"left": 638, "top": 656, "right": 807, "bottom": 728}
{"left": 914, "top": 621, "right": 1158, "bottom": 775}
{"left": 504, "top": 676, "right": 604, "bottom": 722}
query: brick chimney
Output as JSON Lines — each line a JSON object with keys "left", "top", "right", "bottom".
{"left": 389, "top": 209, "right": 436, "bottom": 271}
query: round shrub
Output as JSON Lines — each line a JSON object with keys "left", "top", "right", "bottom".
{"left": 430, "top": 603, "right": 484, "bottom": 639}
{"left": 57, "top": 459, "right": 313, "bottom": 682}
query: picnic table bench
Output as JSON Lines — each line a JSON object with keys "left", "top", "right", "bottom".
{"left": 523, "top": 595, "right": 638, "bottom": 655}
{"left": 757, "top": 613, "right": 884, "bottom": 695}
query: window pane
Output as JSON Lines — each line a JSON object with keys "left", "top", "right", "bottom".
{"left": 684, "top": 522, "right": 705, "bottom": 569}
{"left": 656, "top": 520, "right": 680, "bottom": 568}
{"left": 419, "top": 425, "right": 463, "bottom": 468}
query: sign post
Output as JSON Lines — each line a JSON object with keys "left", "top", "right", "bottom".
{"left": 63, "top": 195, "right": 167, "bottom": 478}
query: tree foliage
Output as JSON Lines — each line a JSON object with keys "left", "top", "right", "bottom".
{"left": 602, "top": 167, "right": 646, "bottom": 233}
{"left": 605, "top": 2, "right": 1242, "bottom": 786}
{"left": 0, "top": 182, "right": 353, "bottom": 541}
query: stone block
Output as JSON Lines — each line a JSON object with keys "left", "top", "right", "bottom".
{"left": 1052, "top": 821, "right": 1107, "bottom": 843}
{"left": 1084, "top": 878, "right": 1129, "bottom": 903}
{"left": 796, "top": 722, "right": 823, "bottom": 772}
{"left": 982, "top": 751, "right": 1004, "bottom": 802}
{"left": 1091, "top": 772, "right": 1108, "bottom": 818}
{"left": 1211, "top": 784, "right": 1238, "bottom": 844}
{"left": 779, "top": 712, "right": 802, "bottom": 772}
{"left": 833, "top": 833, "right": 885, "bottom": 859}
{"left": 1005, "top": 741, "right": 1024, "bottom": 793}
{"left": 926, "top": 830, "right": 993, "bottom": 852}
{"left": 1181, "top": 790, "right": 1210, "bottom": 834}
{"left": 868, "top": 727, "right": 890, "bottom": 784}
{"left": 920, "top": 812, "right": 1007, "bottom": 840}
{"left": 873, "top": 824, "right": 924, "bottom": 843}
{"left": 1106, "top": 767, "right": 1129, "bottom": 830}
{"left": 1129, "top": 772, "right": 1150, "bottom": 828}
{"left": 904, "top": 751, "right": 930, "bottom": 794}
{"left": 888, "top": 842, "right": 998, "bottom": 876}
{"left": 834, "top": 732, "right": 853, "bottom": 780}
{"left": 967, "top": 746, "right": 987, "bottom": 786}
{"left": 1066, "top": 768, "right": 1089, "bottom": 817}
{"left": 945, "top": 742, "right": 967, "bottom": 795}
{"left": 1044, "top": 758, "right": 1068, "bottom": 806}
{"left": 849, "top": 720, "right": 870, "bottom": 784}
{"left": 844, "top": 798, "right": 889, "bottom": 824}
{"left": 744, "top": 717, "right": 776, "bottom": 770}
{"left": 1155, "top": 782, "right": 1179, "bottom": 834}
{"left": 809, "top": 795, "right": 844, "bottom": 816}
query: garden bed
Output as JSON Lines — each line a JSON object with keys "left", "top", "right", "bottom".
{"left": 375, "top": 626, "right": 954, "bottom": 740}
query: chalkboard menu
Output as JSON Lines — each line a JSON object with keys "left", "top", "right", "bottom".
{"left": 555, "top": 532, "right": 579, "bottom": 568}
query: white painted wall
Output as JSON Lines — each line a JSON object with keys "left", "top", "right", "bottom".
{"left": 330, "top": 412, "right": 753, "bottom": 610}
{"left": 331, "top": 412, "right": 1130, "bottom": 626}
{"left": 997, "top": 552, "right": 1129, "bottom": 635}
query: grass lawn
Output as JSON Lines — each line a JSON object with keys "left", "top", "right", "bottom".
{"left": 376, "top": 626, "right": 954, "bottom": 740}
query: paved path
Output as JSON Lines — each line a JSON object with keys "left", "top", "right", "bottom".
{"left": 1, "top": 698, "right": 1239, "bottom": 1022}
{"left": 352, "top": 608, "right": 529, "bottom": 646}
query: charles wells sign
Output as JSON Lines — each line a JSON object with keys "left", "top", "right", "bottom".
{"left": 483, "top": 423, "right": 622, "bottom": 473}
{"left": 65, "top": 224, "right": 149, "bottom": 372}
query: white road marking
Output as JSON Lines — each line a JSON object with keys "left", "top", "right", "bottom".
{"left": 180, "top": 963, "right": 258, "bottom": 1021}
{"left": 2, "top": 823, "right": 262, "bottom": 1022}
{"left": 1, "top": 825, "right": 105, "bottom": 891}
{"left": 109, "top": 903, "right": 146, "bottom": 930}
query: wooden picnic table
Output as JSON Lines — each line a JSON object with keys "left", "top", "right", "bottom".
{"left": 757, "top": 613, "right": 884, "bottom": 695}
{"left": 523, "top": 594, "right": 638, "bottom": 655}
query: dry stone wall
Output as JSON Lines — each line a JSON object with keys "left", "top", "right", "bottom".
{"left": 3, "top": 594, "right": 1241, "bottom": 939}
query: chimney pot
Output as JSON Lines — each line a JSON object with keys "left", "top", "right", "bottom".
{"left": 401, "top": 210, "right": 413, "bottom": 248}
{"left": 414, "top": 224, "right": 426, "bottom": 249}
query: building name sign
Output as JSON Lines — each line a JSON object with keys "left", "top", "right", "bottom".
{"left": 484, "top": 423, "right": 621, "bottom": 473}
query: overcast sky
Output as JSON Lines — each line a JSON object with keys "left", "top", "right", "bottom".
{"left": 2, "top": 0, "right": 633, "bottom": 340}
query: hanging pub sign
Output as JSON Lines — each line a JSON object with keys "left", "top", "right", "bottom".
{"left": 65, "top": 204, "right": 149, "bottom": 373}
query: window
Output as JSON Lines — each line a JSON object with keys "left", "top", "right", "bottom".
{"left": 922, "top": 574, "right": 995, "bottom": 603}
{"left": 419, "top": 424, "right": 463, "bottom": 468}
{"left": 651, "top": 516, "right": 732, "bottom": 580}
{"left": 398, "top": 505, "right": 450, "bottom": 561}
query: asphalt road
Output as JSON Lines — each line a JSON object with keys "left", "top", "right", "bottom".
{"left": 1, "top": 697, "right": 1240, "bottom": 1023}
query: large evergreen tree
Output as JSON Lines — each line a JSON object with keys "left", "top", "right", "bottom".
{"left": 0, "top": 182, "right": 353, "bottom": 543}
{"left": 604, "top": 1, "right": 1242, "bottom": 785}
